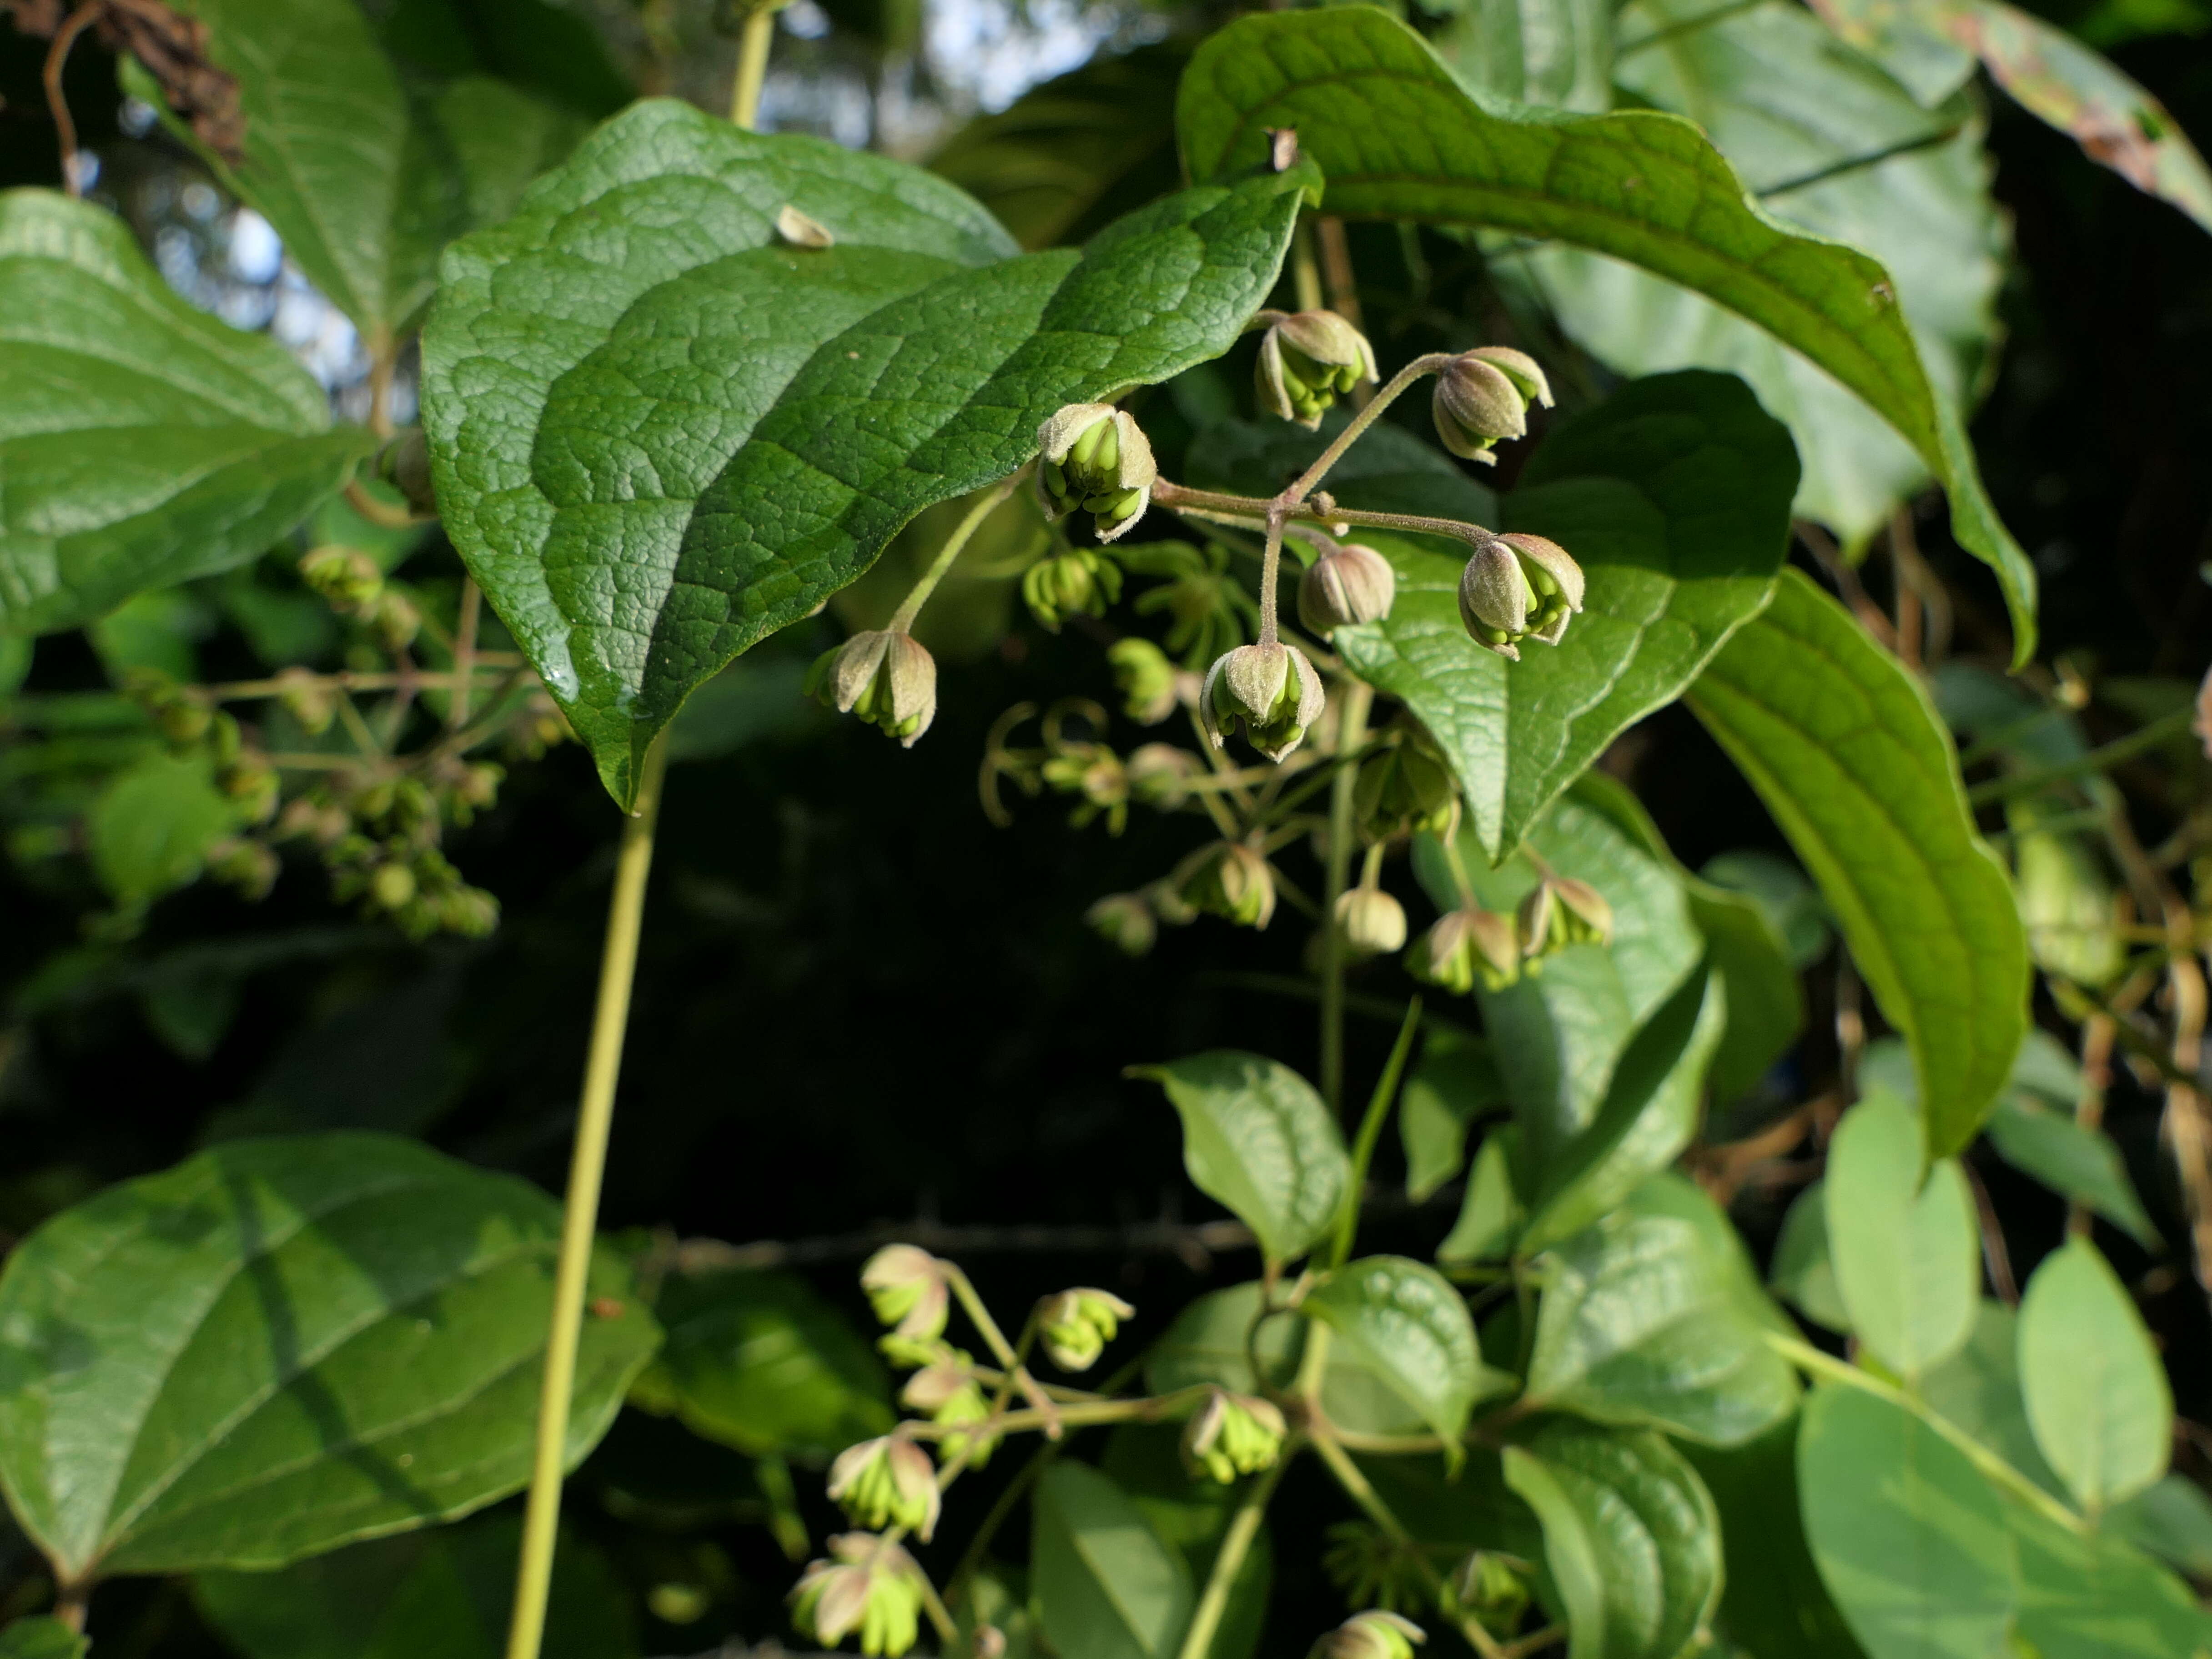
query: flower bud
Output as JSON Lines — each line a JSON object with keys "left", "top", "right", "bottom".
{"left": 220, "top": 753, "right": 280, "bottom": 824}
{"left": 1041, "top": 743, "right": 1128, "bottom": 833}
{"left": 1145, "top": 875, "right": 1198, "bottom": 927}
{"left": 1405, "top": 907, "right": 1519, "bottom": 994}
{"left": 1036, "top": 405, "right": 1156, "bottom": 542}
{"left": 1441, "top": 1551, "right": 1530, "bottom": 1637}
{"left": 368, "top": 588, "right": 422, "bottom": 653}
{"left": 1182, "top": 1388, "right": 1288, "bottom": 1484}
{"left": 791, "top": 1533, "right": 925, "bottom": 1658}
{"left": 1127, "top": 743, "right": 1201, "bottom": 809}
{"left": 807, "top": 630, "right": 938, "bottom": 747}
{"left": 1457, "top": 532, "right": 1584, "bottom": 660}
{"left": 1335, "top": 885, "right": 1408, "bottom": 957}
{"left": 861, "top": 1244, "right": 950, "bottom": 1341}
{"left": 827, "top": 1434, "right": 940, "bottom": 1540}
{"left": 1298, "top": 542, "right": 1396, "bottom": 635}
{"left": 1354, "top": 719, "right": 1458, "bottom": 840}
{"left": 298, "top": 544, "right": 384, "bottom": 610}
{"left": 1201, "top": 640, "right": 1325, "bottom": 763}
{"left": 1108, "top": 637, "right": 1182, "bottom": 725}
{"left": 1311, "top": 1610, "right": 1425, "bottom": 1659}
{"left": 437, "top": 885, "right": 500, "bottom": 938}
{"left": 1430, "top": 347, "right": 1553, "bottom": 463}
{"left": 1086, "top": 892, "right": 1157, "bottom": 956}
{"left": 901, "top": 1354, "right": 999, "bottom": 1469}
{"left": 207, "top": 836, "right": 279, "bottom": 902}
{"left": 1037, "top": 1286, "right": 1135, "bottom": 1371}
{"left": 273, "top": 665, "right": 336, "bottom": 736}
{"left": 1180, "top": 840, "right": 1276, "bottom": 930}
{"left": 1255, "top": 310, "right": 1378, "bottom": 429}
{"left": 1023, "top": 546, "right": 1123, "bottom": 632}
{"left": 1518, "top": 874, "right": 1613, "bottom": 961}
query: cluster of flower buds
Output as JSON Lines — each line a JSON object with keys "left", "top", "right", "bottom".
{"left": 1458, "top": 531, "right": 1584, "bottom": 661}
{"left": 1255, "top": 310, "right": 1378, "bottom": 428}
{"left": 790, "top": 1533, "right": 927, "bottom": 1658}
{"left": 1519, "top": 872, "right": 1614, "bottom": 958}
{"left": 1354, "top": 718, "right": 1458, "bottom": 842}
{"left": 898, "top": 1350, "right": 998, "bottom": 1469}
{"left": 1311, "top": 1610, "right": 1426, "bottom": 1659}
{"left": 298, "top": 544, "right": 421, "bottom": 652}
{"left": 1431, "top": 347, "right": 1552, "bottom": 465}
{"left": 1037, "top": 405, "right": 1156, "bottom": 542}
{"left": 1106, "top": 637, "right": 1191, "bottom": 725}
{"left": 808, "top": 629, "right": 938, "bottom": 747}
{"left": 1405, "top": 906, "right": 1521, "bottom": 994}
{"left": 324, "top": 837, "right": 498, "bottom": 940}
{"left": 1023, "top": 546, "right": 1123, "bottom": 632}
{"left": 1440, "top": 1551, "right": 1531, "bottom": 1638}
{"left": 1202, "top": 640, "right": 1326, "bottom": 762}
{"left": 1298, "top": 541, "right": 1397, "bottom": 635}
{"left": 1182, "top": 1388, "right": 1287, "bottom": 1484}
{"left": 1335, "top": 883, "right": 1409, "bottom": 958}
{"left": 861, "top": 1245, "right": 951, "bottom": 1342}
{"left": 826, "top": 1433, "right": 940, "bottom": 1540}
{"left": 1036, "top": 1286, "right": 1134, "bottom": 1371}
{"left": 1039, "top": 739, "right": 1129, "bottom": 835}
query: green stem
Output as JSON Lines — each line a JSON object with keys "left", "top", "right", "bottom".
{"left": 1292, "top": 219, "right": 1325, "bottom": 313}
{"left": 1175, "top": 1458, "right": 1287, "bottom": 1659}
{"left": 503, "top": 734, "right": 670, "bottom": 1659}
{"left": 1282, "top": 355, "right": 1454, "bottom": 507}
{"left": 947, "top": 1440, "right": 1059, "bottom": 1605}
{"left": 1965, "top": 705, "right": 2193, "bottom": 805}
{"left": 1151, "top": 481, "right": 1489, "bottom": 552}
{"left": 730, "top": 5, "right": 776, "bottom": 128}
{"left": 1329, "top": 996, "right": 1423, "bottom": 1268}
{"left": 1318, "top": 679, "right": 1375, "bottom": 1111}
{"left": 889, "top": 473, "right": 1025, "bottom": 633}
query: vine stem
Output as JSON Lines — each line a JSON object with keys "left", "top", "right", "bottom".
{"left": 1282, "top": 354, "right": 1454, "bottom": 507}
{"left": 1329, "top": 997, "right": 1422, "bottom": 1268}
{"left": 1174, "top": 1457, "right": 1288, "bottom": 1659}
{"left": 730, "top": 5, "right": 777, "bottom": 128}
{"left": 503, "top": 735, "right": 671, "bottom": 1659}
{"left": 889, "top": 472, "right": 1024, "bottom": 633}
{"left": 1317, "top": 679, "right": 1375, "bottom": 1110}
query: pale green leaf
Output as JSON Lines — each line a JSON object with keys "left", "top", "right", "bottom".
{"left": 1918, "top": 1300, "right": 2062, "bottom": 1496}
{"left": 1988, "top": 1097, "right": 2162, "bottom": 1250}
{"left": 2111, "top": 1475, "right": 2212, "bottom": 1582}
{"left": 2017, "top": 1238, "right": 2172, "bottom": 1513}
{"left": 1430, "top": 0, "right": 1614, "bottom": 111}
{"left": 1438, "top": 1131, "right": 1524, "bottom": 1266}
{"left": 2006, "top": 1503, "right": 2212, "bottom": 1659}
{"left": 1701, "top": 849, "right": 1831, "bottom": 970}
{"left": 1100, "top": 1426, "right": 1272, "bottom": 1659}
{"left": 1825, "top": 1091, "right": 1979, "bottom": 1379}
{"left": 1031, "top": 1463, "right": 1193, "bottom": 1659}
{"left": 1304, "top": 1257, "right": 1491, "bottom": 1451}
{"left": 1770, "top": 1181, "right": 1852, "bottom": 1334}
{"left": 87, "top": 752, "right": 238, "bottom": 905}
{"left": 1685, "top": 1418, "right": 1864, "bottom": 1659}
{"left": 1399, "top": 1030, "right": 1506, "bottom": 1202}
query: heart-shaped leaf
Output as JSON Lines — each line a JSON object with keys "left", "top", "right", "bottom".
{"left": 1688, "top": 568, "right": 2029, "bottom": 1151}
{"left": 1176, "top": 5, "right": 2036, "bottom": 658}
{"left": 1824, "top": 1091, "right": 1979, "bottom": 1380}
{"left": 2017, "top": 1239, "right": 2172, "bottom": 1514}
{"left": 1334, "top": 370, "right": 1798, "bottom": 861}
{"left": 1135, "top": 1051, "right": 1349, "bottom": 1267}
{"left": 1031, "top": 1463, "right": 1193, "bottom": 1659}
{"left": 1304, "top": 1256, "right": 1491, "bottom": 1453}
{"left": 0, "top": 191, "right": 367, "bottom": 636}
{"left": 421, "top": 101, "right": 1302, "bottom": 803}
{"left": 0, "top": 1132, "right": 659, "bottom": 1584}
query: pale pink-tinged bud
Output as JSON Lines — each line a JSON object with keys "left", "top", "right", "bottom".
{"left": 1519, "top": 874, "right": 1614, "bottom": 960}
{"left": 860, "top": 1245, "right": 950, "bottom": 1340}
{"left": 1201, "top": 640, "right": 1326, "bottom": 762}
{"left": 826, "top": 1435, "right": 941, "bottom": 1541}
{"left": 1256, "top": 310, "right": 1378, "bottom": 429}
{"left": 1037, "top": 1286, "right": 1136, "bottom": 1371}
{"left": 1298, "top": 542, "right": 1396, "bottom": 634}
{"left": 790, "top": 1533, "right": 925, "bottom": 1656}
{"left": 1457, "top": 532, "right": 1584, "bottom": 659}
{"left": 1335, "top": 885, "right": 1408, "bottom": 957}
{"left": 1036, "top": 405, "right": 1157, "bottom": 541}
{"left": 807, "top": 631, "right": 938, "bottom": 745}
{"left": 1405, "top": 907, "right": 1520, "bottom": 994}
{"left": 1311, "top": 1610, "right": 1426, "bottom": 1659}
{"left": 1431, "top": 347, "right": 1553, "bottom": 463}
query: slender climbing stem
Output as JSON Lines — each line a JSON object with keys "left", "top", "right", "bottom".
{"left": 1330, "top": 996, "right": 1422, "bottom": 1268}
{"left": 1291, "top": 219, "right": 1325, "bottom": 313}
{"left": 1317, "top": 680, "right": 1375, "bottom": 1110}
{"left": 503, "top": 735, "right": 670, "bottom": 1659}
{"left": 889, "top": 472, "right": 1025, "bottom": 633}
{"left": 1175, "top": 1458, "right": 1288, "bottom": 1659}
{"left": 731, "top": 4, "right": 778, "bottom": 128}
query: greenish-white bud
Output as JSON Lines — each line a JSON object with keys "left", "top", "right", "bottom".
{"left": 860, "top": 1244, "right": 950, "bottom": 1340}
{"left": 826, "top": 1434, "right": 941, "bottom": 1540}
{"left": 298, "top": 543, "right": 384, "bottom": 610}
{"left": 1430, "top": 346, "right": 1553, "bottom": 463}
{"left": 1200, "top": 640, "right": 1326, "bottom": 763}
{"left": 1354, "top": 718, "right": 1458, "bottom": 840}
{"left": 1298, "top": 542, "right": 1397, "bottom": 634}
{"left": 1518, "top": 874, "right": 1614, "bottom": 961}
{"left": 790, "top": 1533, "right": 925, "bottom": 1658}
{"left": 1311, "top": 1610, "right": 1426, "bottom": 1659}
{"left": 1037, "top": 1286, "right": 1136, "bottom": 1371}
{"left": 807, "top": 629, "right": 938, "bottom": 746}
{"left": 1086, "top": 892, "right": 1158, "bottom": 955}
{"left": 1255, "top": 310, "right": 1379, "bottom": 429}
{"left": 1457, "top": 532, "right": 1584, "bottom": 660}
{"left": 901, "top": 1354, "right": 999, "bottom": 1468}
{"left": 1405, "top": 907, "right": 1520, "bottom": 994}
{"left": 1127, "top": 743, "right": 1202, "bottom": 809}
{"left": 1182, "top": 1388, "right": 1288, "bottom": 1483}
{"left": 1335, "top": 885, "right": 1408, "bottom": 957}
{"left": 1036, "top": 405, "right": 1157, "bottom": 541}
{"left": 1108, "top": 637, "right": 1182, "bottom": 724}
{"left": 1023, "top": 546, "right": 1123, "bottom": 632}
{"left": 1178, "top": 840, "right": 1277, "bottom": 930}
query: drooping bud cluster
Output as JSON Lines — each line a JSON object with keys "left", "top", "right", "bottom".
{"left": 1430, "top": 346, "right": 1552, "bottom": 463}
{"left": 1036, "top": 405, "right": 1156, "bottom": 542}
{"left": 1201, "top": 640, "right": 1325, "bottom": 762}
{"left": 1310, "top": 1610, "right": 1426, "bottom": 1659}
{"left": 900, "top": 1351, "right": 998, "bottom": 1469}
{"left": 807, "top": 630, "right": 938, "bottom": 746}
{"left": 861, "top": 1245, "right": 950, "bottom": 1341}
{"left": 298, "top": 543, "right": 420, "bottom": 651}
{"left": 1335, "top": 884, "right": 1408, "bottom": 957}
{"left": 1255, "top": 310, "right": 1378, "bottom": 428}
{"left": 1405, "top": 907, "right": 1521, "bottom": 994}
{"left": 1036, "top": 1286, "right": 1135, "bottom": 1371}
{"left": 1297, "top": 542, "right": 1396, "bottom": 635}
{"left": 1457, "top": 532, "right": 1584, "bottom": 660}
{"left": 1354, "top": 718, "right": 1458, "bottom": 841}
{"left": 1182, "top": 1388, "right": 1288, "bottom": 1483}
{"left": 1023, "top": 546, "right": 1122, "bottom": 632}
{"left": 826, "top": 1434, "right": 940, "bottom": 1540}
{"left": 1173, "top": 840, "right": 1277, "bottom": 930}
{"left": 790, "top": 1533, "right": 926, "bottom": 1658}
{"left": 1518, "top": 873, "right": 1614, "bottom": 960}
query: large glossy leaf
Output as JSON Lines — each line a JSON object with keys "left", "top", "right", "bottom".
{"left": 422, "top": 102, "right": 1302, "bottom": 804}
{"left": 1513, "top": 0, "right": 2004, "bottom": 546}
{"left": 0, "top": 191, "right": 366, "bottom": 636}
{"left": 0, "top": 1133, "right": 659, "bottom": 1583}
{"left": 1502, "top": 1423, "right": 1722, "bottom": 1659}
{"left": 1525, "top": 1210, "right": 1798, "bottom": 1445}
{"left": 1031, "top": 1462, "right": 1193, "bottom": 1659}
{"left": 1431, "top": 0, "right": 1614, "bottom": 112}
{"left": 1797, "top": 1385, "right": 2017, "bottom": 1659}
{"left": 1305, "top": 1257, "right": 1490, "bottom": 1451}
{"left": 1687, "top": 569, "right": 2029, "bottom": 1151}
{"left": 2006, "top": 1503, "right": 2212, "bottom": 1659}
{"left": 1334, "top": 370, "right": 1797, "bottom": 860}
{"left": 1686, "top": 1418, "right": 1865, "bottom": 1659}
{"left": 1135, "top": 1052, "right": 1349, "bottom": 1267}
{"left": 2017, "top": 1238, "right": 2172, "bottom": 1514}
{"left": 1175, "top": 5, "right": 2037, "bottom": 656}
{"left": 1824, "top": 1091, "right": 1979, "bottom": 1380}
{"left": 192, "top": 1513, "right": 636, "bottom": 1659}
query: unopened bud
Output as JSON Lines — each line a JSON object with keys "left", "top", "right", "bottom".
{"left": 1200, "top": 640, "right": 1325, "bottom": 763}
{"left": 827, "top": 1435, "right": 940, "bottom": 1540}
{"left": 1086, "top": 892, "right": 1157, "bottom": 956}
{"left": 1431, "top": 347, "right": 1552, "bottom": 463}
{"left": 1457, "top": 532, "right": 1584, "bottom": 659}
{"left": 206, "top": 836, "right": 279, "bottom": 901}
{"left": 298, "top": 544, "right": 384, "bottom": 610}
{"left": 220, "top": 754, "right": 280, "bottom": 823}
{"left": 1037, "top": 1286, "right": 1135, "bottom": 1372}
{"left": 861, "top": 1244, "right": 950, "bottom": 1341}
{"left": 1036, "top": 405, "right": 1156, "bottom": 542}
{"left": 808, "top": 630, "right": 938, "bottom": 746}
{"left": 438, "top": 885, "right": 500, "bottom": 938}
{"left": 1335, "top": 885, "right": 1408, "bottom": 957}
{"left": 273, "top": 665, "right": 336, "bottom": 736}
{"left": 1255, "top": 310, "right": 1377, "bottom": 429}
{"left": 1181, "top": 840, "right": 1276, "bottom": 930}
{"left": 1441, "top": 1552, "right": 1530, "bottom": 1636}
{"left": 1023, "top": 547, "right": 1122, "bottom": 632}
{"left": 1127, "top": 743, "right": 1202, "bottom": 809}
{"left": 901, "top": 1355, "right": 999, "bottom": 1469}
{"left": 1041, "top": 744, "right": 1127, "bottom": 831}
{"left": 1298, "top": 542, "right": 1396, "bottom": 634}
{"left": 1406, "top": 907, "right": 1519, "bottom": 994}
{"left": 1108, "top": 637, "right": 1181, "bottom": 724}
{"left": 1311, "top": 1610, "right": 1425, "bottom": 1659}
{"left": 791, "top": 1533, "right": 925, "bottom": 1658}
{"left": 370, "top": 860, "right": 417, "bottom": 911}
{"left": 1354, "top": 719, "right": 1458, "bottom": 840}
{"left": 1518, "top": 875, "right": 1613, "bottom": 960}
{"left": 368, "top": 588, "right": 422, "bottom": 653}
{"left": 1182, "top": 1389, "right": 1287, "bottom": 1483}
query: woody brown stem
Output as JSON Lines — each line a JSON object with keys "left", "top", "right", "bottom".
{"left": 43, "top": 0, "right": 105, "bottom": 198}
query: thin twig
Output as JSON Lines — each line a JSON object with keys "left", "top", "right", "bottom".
{"left": 450, "top": 580, "right": 483, "bottom": 729}
{"left": 42, "top": 1, "right": 105, "bottom": 198}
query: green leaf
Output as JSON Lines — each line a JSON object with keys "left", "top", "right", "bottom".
{"left": 1429, "top": 0, "right": 1614, "bottom": 112}
{"left": 1824, "top": 1091, "right": 1979, "bottom": 1379}
{"left": 1502, "top": 1422, "right": 1722, "bottom": 1659}
{"left": 1987, "top": 1096, "right": 2162, "bottom": 1250}
{"left": 1685, "top": 1418, "right": 1865, "bottom": 1659}
{"left": 1335, "top": 369, "right": 1798, "bottom": 860}
{"left": 2111, "top": 1474, "right": 2212, "bottom": 1582}
{"left": 1702, "top": 849, "right": 1831, "bottom": 971}
{"left": 87, "top": 752, "right": 238, "bottom": 905}
{"left": 2017, "top": 1238, "right": 2172, "bottom": 1514}
{"left": 1524, "top": 1208, "right": 1800, "bottom": 1445}
{"left": 635, "top": 1268, "right": 892, "bottom": 1461}
{"left": 1399, "top": 1030, "right": 1506, "bottom": 1202}
{"left": 1136, "top": 1051, "right": 1349, "bottom": 1266}
{"left": 2006, "top": 1502, "right": 2212, "bottom": 1659}
{"left": 1518, "top": 966, "right": 1727, "bottom": 1256}
{"left": 1100, "top": 1426, "right": 1273, "bottom": 1659}
{"left": 0, "top": 1132, "right": 660, "bottom": 1582}
{"left": 1031, "top": 1462, "right": 1194, "bottom": 1659}
{"left": 1769, "top": 1181, "right": 1852, "bottom": 1333}
{"left": 1438, "top": 1130, "right": 1524, "bottom": 1265}
{"left": 422, "top": 102, "right": 1302, "bottom": 805}
{"left": 1305, "top": 1257, "right": 1489, "bottom": 1454}
{"left": 1175, "top": 5, "right": 2037, "bottom": 657}
{"left": 1796, "top": 1384, "right": 2017, "bottom": 1659}
{"left": 1917, "top": 1300, "right": 2062, "bottom": 1497}
{"left": 1687, "top": 568, "right": 2029, "bottom": 1151}
{"left": 0, "top": 191, "right": 367, "bottom": 636}
{"left": 0, "top": 1620, "right": 85, "bottom": 1659}
{"left": 192, "top": 1513, "right": 637, "bottom": 1659}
